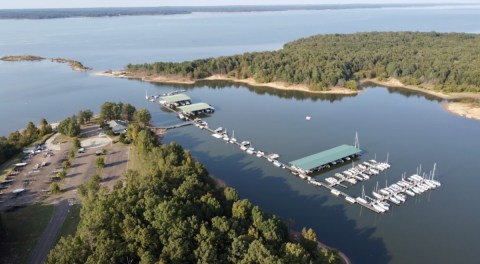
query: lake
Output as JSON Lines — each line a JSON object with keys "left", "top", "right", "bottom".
{"left": 1, "top": 5, "right": 480, "bottom": 264}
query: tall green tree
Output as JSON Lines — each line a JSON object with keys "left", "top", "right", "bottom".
{"left": 39, "top": 118, "right": 53, "bottom": 136}
{"left": 78, "top": 109, "right": 94, "bottom": 125}
{"left": 57, "top": 116, "right": 80, "bottom": 137}
{"left": 134, "top": 108, "right": 151, "bottom": 127}
{"left": 95, "top": 157, "right": 105, "bottom": 171}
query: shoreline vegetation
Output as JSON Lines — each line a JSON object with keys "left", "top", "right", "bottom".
{"left": 1, "top": 55, "right": 92, "bottom": 72}
{"left": 95, "top": 70, "right": 480, "bottom": 120}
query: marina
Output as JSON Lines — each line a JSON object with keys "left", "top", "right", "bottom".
{"left": 151, "top": 92, "right": 442, "bottom": 214}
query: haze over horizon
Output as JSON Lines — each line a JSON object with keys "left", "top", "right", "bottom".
{"left": 1, "top": 0, "right": 480, "bottom": 9}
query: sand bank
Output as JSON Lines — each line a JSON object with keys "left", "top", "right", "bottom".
{"left": 95, "top": 71, "right": 358, "bottom": 95}
{"left": 443, "top": 102, "right": 480, "bottom": 121}
{"left": 362, "top": 78, "right": 480, "bottom": 121}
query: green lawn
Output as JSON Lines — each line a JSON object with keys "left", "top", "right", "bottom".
{"left": 58, "top": 204, "right": 81, "bottom": 239}
{"left": 0, "top": 204, "right": 54, "bottom": 264}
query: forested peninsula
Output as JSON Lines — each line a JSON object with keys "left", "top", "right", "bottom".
{"left": 46, "top": 124, "right": 342, "bottom": 263}
{"left": 124, "top": 32, "right": 480, "bottom": 95}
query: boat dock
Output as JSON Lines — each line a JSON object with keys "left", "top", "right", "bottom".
{"left": 149, "top": 92, "right": 442, "bottom": 214}
{"left": 289, "top": 145, "right": 362, "bottom": 174}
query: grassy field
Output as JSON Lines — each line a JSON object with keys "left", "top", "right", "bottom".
{"left": 58, "top": 204, "right": 80, "bottom": 239}
{"left": 0, "top": 204, "right": 54, "bottom": 264}
{"left": 52, "top": 134, "right": 71, "bottom": 144}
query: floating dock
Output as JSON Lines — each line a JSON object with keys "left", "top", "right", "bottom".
{"left": 289, "top": 145, "right": 362, "bottom": 174}
{"left": 159, "top": 93, "right": 192, "bottom": 106}
{"left": 177, "top": 103, "right": 215, "bottom": 115}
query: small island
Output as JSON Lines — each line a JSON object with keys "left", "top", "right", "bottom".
{"left": 1, "top": 55, "right": 92, "bottom": 72}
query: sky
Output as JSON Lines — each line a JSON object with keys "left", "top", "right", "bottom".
{"left": 0, "top": 0, "right": 479, "bottom": 9}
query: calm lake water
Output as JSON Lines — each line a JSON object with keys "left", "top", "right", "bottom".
{"left": 1, "top": 5, "right": 480, "bottom": 264}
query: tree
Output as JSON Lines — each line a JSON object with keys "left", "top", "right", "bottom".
{"left": 300, "top": 227, "right": 318, "bottom": 255}
{"left": 57, "top": 116, "right": 80, "bottom": 137}
{"left": 134, "top": 108, "right": 151, "bottom": 127}
{"left": 73, "top": 138, "right": 81, "bottom": 150}
{"left": 95, "top": 157, "right": 105, "bottom": 171}
{"left": 22, "top": 121, "right": 39, "bottom": 144}
{"left": 100, "top": 102, "right": 117, "bottom": 121}
{"left": 50, "top": 182, "right": 61, "bottom": 194}
{"left": 62, "top": 160, "right": 71, "bottom": 169}
{"left": 283, "top": 242, "right": 310, "bottom": 264}
{"left": 39, "top": 118, "right": 53, "bottom": 136}
{"left": 57, "top": 170, "right": 67, "bottom": 180}
{"left": 120, "top": 103, "right": 136, "bottom": 121}
{"left": 78, "top": 109, "right": 94, "bottom": 125}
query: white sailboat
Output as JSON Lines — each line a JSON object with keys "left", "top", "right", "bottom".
{"left": 356, "top": 186, "right": 368, "bottom": 204}
{"left": 222, "top": 128, "right": 229, "bottom": 141}
{"left": 229, "top": 130, "right": 237, "bottom": 143}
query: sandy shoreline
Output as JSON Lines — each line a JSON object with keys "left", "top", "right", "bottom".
{"left": 204, "top": 74, "right": 358, "bottom": 94}
{"left": 361, "top": 78, "right": 480, "bottom": 100}
{"left": 96, "top": 71, "right": 480, "bottom": 121}
{"left": 94, "top": 71, "right": 358, "bottom": 95}
{"left": 361, "top": 78, "right": 480, "bottom": 120}
{"left": 442, "top": 102, "right": 480, "bottom": 121}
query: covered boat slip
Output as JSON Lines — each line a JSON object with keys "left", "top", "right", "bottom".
{"left": 289, "top": 144, "right": 361, "bottom": 174}
{"left": 159, "top": 94, "right": 191, "bottom": 106}
{"left": 178, "top": 103, "right": 215, "bottom": 115}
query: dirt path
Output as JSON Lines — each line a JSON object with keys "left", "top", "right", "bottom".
{"left": 26, "top": 200, "right": 70, "bottom": 264}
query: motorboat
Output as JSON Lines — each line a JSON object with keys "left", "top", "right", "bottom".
{"left": 356, "top": 197, "right": 368, "bottom": 204}
{"left": 330, "top": 189, "right": 341, "bottom": 196}
{"left": 389, "top": 196, "right": 401, "bottom": 205}
{"left": 404, "top": 189, "right": 415, "bottom": 197}
{"left": 345, "top": 196, "right": 356, "bottom": 204}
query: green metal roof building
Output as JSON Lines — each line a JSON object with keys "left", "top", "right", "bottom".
{"left": 289, "top": 144, "right": 361, "bottom": 173}
{"left": 160, "top": 94, "right": 191, "bottom": 104}
{"left": 177, "top": 103, "right": 215, "bottom": 115}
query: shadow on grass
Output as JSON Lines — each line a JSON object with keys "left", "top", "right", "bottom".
{"left": 0, "top": 203, "right": 54, "bottom": 264}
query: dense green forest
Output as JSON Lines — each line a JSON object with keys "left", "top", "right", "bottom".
{"left": 47, "top": 124, "right": 340, "bottom": 264}
{"left": 127, "top": 32, "right": 480, "bottom": 92}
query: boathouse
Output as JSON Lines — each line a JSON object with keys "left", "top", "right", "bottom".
{"left": 289, "top": 144, "right": 361, "bottom": 174}
{"left": 159, "top": 94, "right": 191, "bottom": 107}
{"left": 177, "top": 103, "right": 215, "bottom": 115}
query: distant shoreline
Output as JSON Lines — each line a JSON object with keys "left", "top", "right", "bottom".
{"left": 1, "top": 55, "right": 92, "bottom": 72}
{"left": 0, "top": 4, "right": 478, "bottom": 20}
